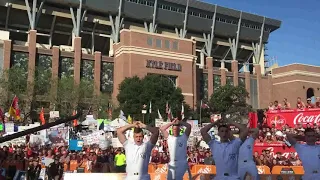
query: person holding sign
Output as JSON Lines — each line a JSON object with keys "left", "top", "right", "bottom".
{"left": 286, "top": 128, "right": 320, "bottom": 180}
{"left": 117, "top": 121, "right": 159, "bottom": 180}
{"left": 160, "top": 117, "right": 191, "bottom": 180}
{"left": 238, "top": 128, "right": 259, "bottom": 180}
{"left": 200, "top": 118, "right": 248, "bottom": 180}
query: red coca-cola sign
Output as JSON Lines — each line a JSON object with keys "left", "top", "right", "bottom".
{"left": 267, "top": 108, "right": 320, "bottom": 128}
{"left": 254, "top": 143, "right": 297, "bottom": 158}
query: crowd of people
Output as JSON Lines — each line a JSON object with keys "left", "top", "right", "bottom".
{"left": 268, "top": 97, "right": 320, "bottom": 110}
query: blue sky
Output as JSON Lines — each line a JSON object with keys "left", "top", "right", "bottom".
{"left": 205, "top": 0, "right": 320, "bottom": 66}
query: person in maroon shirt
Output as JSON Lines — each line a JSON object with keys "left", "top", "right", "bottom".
{"left": 160, "top": 154, "right": 169, "bottom": 164}
{"left": 306, "top": 98, "right": 315, "bottom": 108}
{"left": 296, "top": 97, "right": 305, "bottom": 109}
{"left": 150, "top": 151, "right": 160, "bottom": 164}
{"left": 197, "top": 150, "right": 205, "bottom": 164}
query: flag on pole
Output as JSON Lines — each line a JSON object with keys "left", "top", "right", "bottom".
{"left": 157, "top": 109, "right": 163, "bottom": 119}
{"left": 181, "top": 103, "right": 185, "bottom": 120}
{"left": 119, "top": 110, "right": 127, "bottom": 121}
{"left": 0, "top": 108, "right": 4, "bottom": 123}
{"left": 165, "top": 101, "right": 169, "bottom": 114}
{"left": 39, "top": 107, "right": 46, "bottom": 125}
{"left": 201, "top": 100, "right": 210, "bottom": 109}
{"left": 72, "top": 110, "right": 78, "bottom": 126}
{"left": 9, "top": 95, "right": 21, "bottom": 120}
{"left": 128, "top": 115, "right": 133, "bottom": 124}
{"left": 149, "top": 101, "right": 152, "bottom": 113}
{"left": 168, "top": 108, "right": 173, "bottom": 121}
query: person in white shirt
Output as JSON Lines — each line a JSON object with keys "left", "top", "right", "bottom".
{"left": 160, "top": 118, "right": 191, "bottom": 180}
{"left": 286, "top": 128, "right": 320, "bottom": 180}
{"left": 238, "top": 128, "right": 259, "bottom": 180}
{"left": 200, "top": 118, "right": 248, "bottom": 180}
{"left": 117, "top": 121, "right": 159, "bottom": 180}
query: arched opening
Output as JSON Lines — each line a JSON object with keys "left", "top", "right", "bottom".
{"left": 307, "top": 88, "right": 315, "bottom": 103}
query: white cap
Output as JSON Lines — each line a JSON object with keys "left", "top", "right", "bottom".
{"left": 275, "top": 131, "right": 283, "bottom": 137}
{"left": 266, "top": 132, "right": 271, "bottom": 136}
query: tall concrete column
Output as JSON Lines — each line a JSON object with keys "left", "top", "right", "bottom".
{"left": 244, "top": 65, "right": 251, "bottom": 104}
{"left": 74, "top": 37, "right": 82, "bottom": 84}
{"left": 50, "top": 46, "right": 59, "bottom": 110}
{"left": 192, "top": 59, "right": 197, "bottom": 110}
{"left": 255, "top": 64, "right": 262, "bottom": 109}
{"left": 3, "top": 40, "right": 11, "bottom": 71}
{"left": 94, "top": 51, "right": 101, "bottom": 96}
{"left": 231, "top": 60, "right": 238, "bottom": 86}
{"left": 220, "top": 61, "right": 227, "bottom": 86}
{"left": 206, "top": 57, "right": 213, "bottom": 99}
{"left": 27, "top": 30, "right": 37, "bottom": 93}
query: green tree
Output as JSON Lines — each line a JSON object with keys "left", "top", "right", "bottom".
{"left": 208, "top": 84, "right": 252, "bottom": 123}
{"left": 117, "top": 74, "right": 191, "bottom": 124}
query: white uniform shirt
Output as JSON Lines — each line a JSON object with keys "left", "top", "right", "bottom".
{"left": 239, "top": 137, "right": 254, "bottom": 162}
{"left": 123, "top": 140, "right": 154, "bottom": 176}
{"left": 167, "top": 134, "right": 188, "bottom": 163}
{"left": 209, "top": 138, "right": 242, "bottom": 176}
{"left": 294, "top": 143, "right": 320, "bottom": 174}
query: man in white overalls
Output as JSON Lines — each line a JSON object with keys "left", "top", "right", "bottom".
{"left": 238, "top": 128, "right": 259, "bottom": 180}
{"left": 286, "top": 128, "right": 320, "bottom": 180}
{"left": 160, "top": 118, "right": 191, "bottom": 180}
{"left": 200, "top": 118, "right": 248, "bottom": 180}
{"left": 117, "top": 121, "right": 159, "bottom": 180}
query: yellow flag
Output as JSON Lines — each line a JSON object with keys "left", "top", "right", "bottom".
{"left": 128, "top": 115, "right": 132, "bottom": 124}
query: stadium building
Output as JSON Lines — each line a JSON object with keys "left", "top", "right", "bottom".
{"left": 0, "top": 0, "right": 319, "bottom": 110}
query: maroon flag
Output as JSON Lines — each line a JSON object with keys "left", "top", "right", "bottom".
{"left": 0, "top": 108, "right": 4, "bottom": 123}
{"left": 201, "top": 100, "right": 210, "bottom": 109}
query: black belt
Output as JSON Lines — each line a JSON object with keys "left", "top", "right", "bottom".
{"left": 224, "top": 173, "right": 229, "bottom": 176}
{"left": 243, "top": 160, "right": 247, "bottom": 162}
{"left": 312, "top": 171, "right": 318, "bottom": 174}
{"left": 133, "top": 173, "right": 139, "bottom": 175}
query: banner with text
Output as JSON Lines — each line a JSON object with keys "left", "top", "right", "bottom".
{"left": 254, "top": 143, "right": 297, "bottom": 159}
{"left": 267, "top": 108, "right": 320, "bottom": 128}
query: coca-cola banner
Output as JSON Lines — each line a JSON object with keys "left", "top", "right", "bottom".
{"left": 254, "top": 143, "right": 297, "bottom": 158}
{"left": 267, "top": 108, "right": 320, "bottom": 128}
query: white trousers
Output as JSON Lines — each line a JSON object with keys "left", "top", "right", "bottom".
{"left": 214, "top": 175, "right": 240, "bottom": 180}
{"left": 125, "top": 174, "right": 150, "bottom": 180}
{"left": 167, "top": 161, "right": 188, "bottom": 180}
{"left": 238, "top": 160, "right": 259, "bottom": 180}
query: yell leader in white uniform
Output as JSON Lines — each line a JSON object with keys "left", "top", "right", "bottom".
{"left": 238, "top": 128, "right": 259, "bottom": 180}
{"left": 160, "top": 118, "right": 191, "bottom": 180}
{"left": 200, "top": 119, "right": 248, "bottom": 180}
{"left": 117, "top": 121, "right": 159, "bottom": 180}
{"left": 286, "top": 128, "right": 320, "bottom": 180}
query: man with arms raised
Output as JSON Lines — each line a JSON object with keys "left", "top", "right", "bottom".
{"left": 160, "top": 118, "right": 191, "bottom": 180}
{"left": 238, "top": 128, "right": 259, "bottom": 180}
{"left": 286, "top": 128, "right": 320, "bottom": 180}
{"left": 200, "top": 118, "right": 248, "bottom": 180}
{"left": 117, "top": 121, "right": 159, "bottom": 180}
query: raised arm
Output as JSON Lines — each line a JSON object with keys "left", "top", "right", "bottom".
{"left": 160, "top": 120, "right": 176, "bottom": 139}
{"left": 179, "top": 121, "right": 192, "bottom": 137}
{"left": 285, "top": 133, "right": 297, "bottom": 146}
{"left": 138, "top": 122, "right": 159, "bottom": 145}
{"left": 116, "top": 123, "right": 137, "bottom": 144}
{"left": 228, "top": 121, "right": 248, "bottom": 142}
{"left": 250, "top": 128, "right": 259, "bottom": 139}
{"left": 200, "top": 120, "right": 221, "bottom": 144}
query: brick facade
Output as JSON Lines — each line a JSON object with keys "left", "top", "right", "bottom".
{"left": 1, "top": 29, "right": 319, "bottom": 110}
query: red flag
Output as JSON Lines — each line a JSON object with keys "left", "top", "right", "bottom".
{"left": 39, "top": 107, "right": 46, "bottom": 125}
{"left": 0, "top": 108, "right": 4, "bottom": 123}
{"left": 73, "top": 110, "right": 78, "bottom": 126}
{"left": 8, "top": 96, "right": 21, "bottom": 120}
{"left": 201, "top": 100, "right": 210, "bottom": 109}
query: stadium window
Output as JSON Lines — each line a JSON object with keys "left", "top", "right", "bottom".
{"left": 200, "top": 14, "right": 206, "bottom": 18}
{"left": 147, "top": 37, "right": 153, "bottom": 46}
{"left": 172, "top": 41, "right": 178, "bottom": 50}
{"left": 165, "top": 40, "right": 170, "bottom": 49}
{"left": 147, "top": 1, "right": 154, "bottom": 6}
{"left": 158, "top": 4, "right": 163, "bottom": 8}
{"left": 207, "top": 15, "right": 213, "bottom": 19}
{"left": 156, "top": 39, "right": 162, "bottom": 48}
{"left": 171, "top": 6, "right": 177, "bottom": 11}
{"left": 178, "top": 8, "right": 185, "bottom": 13}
